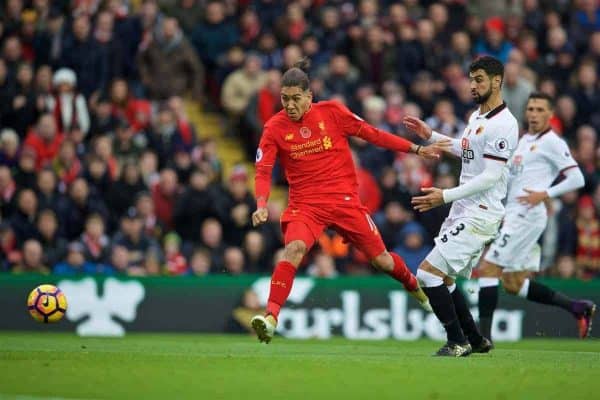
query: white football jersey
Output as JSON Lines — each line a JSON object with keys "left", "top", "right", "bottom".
{"left": 506, "top": 128, "right": 577, "bottom": 218}
{"left": 448, "top": 102, "right": 519, "bottom": 221}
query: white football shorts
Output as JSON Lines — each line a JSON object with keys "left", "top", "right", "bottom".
{"left": 425, "top": 217, "right": 500, "bottom": 278}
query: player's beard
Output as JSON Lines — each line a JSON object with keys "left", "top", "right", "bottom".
{"left": 472, "top": 87, "right": 492, "bottom": 105}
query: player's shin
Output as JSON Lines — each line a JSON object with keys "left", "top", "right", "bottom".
{"left": 266, "top": 261, "right": 298, "bottom": 320}
{"left": 448, "top": 283, "right": 484, "bottom": 347}
{"left": 388, "top": 252, "right": 418, "bottom": 291}
{"left": 478, "top": 277, "right": 499, "bottom": 341}
{"left": 417, "top": 269, "right": 467, "bottom": 344}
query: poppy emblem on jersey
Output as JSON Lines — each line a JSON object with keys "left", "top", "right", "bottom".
{"left": 494, "top": 138, "right": 508, "bottom": 152}
{"left": 300, "top": 127, "right": 312, "bottom": 138}
{"left": 255, "top": 148, "right": 263, "bottom": 162}
{"left": 461, "top": 138, "right": 470, "bottom": 149}
{"left": 530, "top": 144, "right": 537, "bottom": 151}
{"left": 476, "top": 126, "right": 485, "bottom": 135}
{"left": 285, "top": 133, "right": 294, "bottom": 141}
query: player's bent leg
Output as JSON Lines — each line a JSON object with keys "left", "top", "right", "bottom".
{"left": 417, "top": 260, "right": 471, "bottom": 357}
{"left": 371, "top": 251, "right": 432, "bottom": 312}
{"left": 252, "top": 236, "right": 311, "bottom": 344}
{"left": 478, "top": 259, "right": 503, "bottom": 342}
{"left": 446, "top": 280, "right": 492, "bottom": 353}
{"left": 502, "top": 271, "right": 597, "bottom": 339}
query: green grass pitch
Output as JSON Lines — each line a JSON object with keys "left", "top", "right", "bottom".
{"left": 1, "top": 333, "right": 599, "bottom": 400}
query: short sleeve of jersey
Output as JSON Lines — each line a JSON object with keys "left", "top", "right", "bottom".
{"left": 547, "top": 136, "right": 577, "bottom": 172}
{"left": 483, "top": 119, "right": 518, "bottom": 162}
{"left": 327, "top": 101, "right": 364, "bottom": 136}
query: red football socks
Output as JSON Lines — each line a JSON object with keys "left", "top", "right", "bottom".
{"left": 388, "top": 252, "right": 418, "bottom": 292}
{"left": 266, "top": 261, "right": 297, "bottom": 320}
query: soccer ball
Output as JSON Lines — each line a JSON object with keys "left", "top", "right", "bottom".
{"left": 27, "top": 284, "right": 68, "bottom": 323}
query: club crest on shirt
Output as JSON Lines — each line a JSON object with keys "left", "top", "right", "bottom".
{"left": 318, "top": 121, "right": 325, "bottom": 131}
{"left": 476, "top": 126, "right": 485, "bottom": 135}
{"left": 285, "top": 133, "right": 294, "bottom": 141}
{"left": 300, "top": 127, "right": 312, "bottom": 139}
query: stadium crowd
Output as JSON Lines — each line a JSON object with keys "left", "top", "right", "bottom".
{"left": 0, "top": 0, "right": 599, "bottom": 279}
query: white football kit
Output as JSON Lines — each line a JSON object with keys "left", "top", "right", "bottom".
{"left": 484, "top": 128, "right": 579, "bottom": 271}
{"left": 426, "top": 102, "right": 519, "bottom": 278}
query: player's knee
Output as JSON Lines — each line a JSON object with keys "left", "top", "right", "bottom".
{"left": 479, "top": 260, "right": 502, "bottom": 278}
{"left": 501, "top": 274, "right": 522, "bottom": 295}
{"left": 283, "top": 240, "right": 307, "bottom": 266}
{"left": 371, "top": 252, "right": 393, "bottom": 272}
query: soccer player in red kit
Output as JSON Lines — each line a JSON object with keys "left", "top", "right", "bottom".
{"left": 250, "top": 59, "right": 449, "bottom": 343}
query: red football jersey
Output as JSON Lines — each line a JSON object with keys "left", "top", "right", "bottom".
{"left": 255, "top": 100, "right": 413, "bottom": 207}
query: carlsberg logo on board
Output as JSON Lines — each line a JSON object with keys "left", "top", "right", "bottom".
{"left": 252, "top": 278, "right": 524, "bottom": 341}
{"left": 58, "top": 277, "right": 145, "bottom": 337}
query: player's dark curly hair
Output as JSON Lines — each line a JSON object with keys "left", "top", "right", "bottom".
{"left": 281, "top": 58, "right": 311, "bottom": 90}
{"left": 469, "top": 56, "right": 504, "bottom": 83}
{"left": 528, "top": 92, "right": 554, "bottom": 109}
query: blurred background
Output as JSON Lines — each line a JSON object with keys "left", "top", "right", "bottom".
{"left": 0, "top": 0, "right": 598, "bottom": 283}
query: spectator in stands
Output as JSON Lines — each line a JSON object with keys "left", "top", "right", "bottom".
{"left": 3, "top": 62, "right": 37, "bottom": 137}
{"left": 164, "top": 231, "right": 187, "bottom": 275}
{"left": 60, "top": 15, "right": 108, "bottom": 97}
{"left": 82, "top": 155, "right": 112, "bottom": 205}
{"left": 242, "top": 230, "right": 269, "bottom": 273}
{"left": 14, "top": 146, "right": 37, "bottom": 189}
{"left": 64, "top": 177, "right": 108, "bottom": 240}
{"left": 113, "top": 119, "right": 145, "bottom": 166}
{"left": 151, "top": 167, "right": 179, "bottom": 230}
{"left": 10, "top": 188, "right": 38, "bottom": 245}
{"left": 94, "top": 11, "right": 125, "bottom": 82}
{"left": 173, "top": 169, "right": 216, "bottom": 242}
{"left": 35, "top": 169, "right": 68, "bottom": 221}
{"left": 352, "top": 24, "right": 396, "bottom": 88}
{"left": 0, "top": 222, "right": 21, "bottom": 271}
{"left": 52, "top": 140, "right": 82, "bottom": 188}
{"left": 425, "top": 99, "right": 466, "bottom": 140}
{"left": 169, "top": 0, "right": 203, "bottom": 36}
{"left": 393, "top": 221, "right": 432, "bottom": 274}
{"left": 189, "top": 247, "right": 211, "bottom": 276}
{"left": 147, "top": 106, "right": 192, "bottom": 168}
{"left": 23, "top": 113, "right": 63, "bottom": 171}
{"left": 135, "top": 191, "right": 164, "bottom": 240}
{"left": 217, "top": 165, "right": 255, "bottom": 246}
{"left": 112, "top": 206, "right": 162, "bottom": 276}
{"left": 243, "top": 69, "right": 282, "bottom": 159}
{"left": 12, "top": 239, "right": 48, "bottom": 274}
{"left": 223, "top": 246, "right": 245, "bottom": 275}
{"left": 0, "top": 128, "right": 20, "bottom": 168}
{"left": 571, "top": 62, "right": 600, "bottom": 131}
{"left": 307, "top": 251, "right": 339, "bottom": 278}
{"left": 475, "top": 16, "right": 513, "bottom": 63}
{"left": 53, "top": 241, "right": 97, "bottom": 275}
{"left": 35, "top": 208, "right": 67, "bottom": 269}
{"left": 191, "top": 0, "right": 238, "bottom": 78}
{"left": 92, "top": 135, "right": 118, "bottom": 180}
{"left": 80, "top": 213, "right": 111, "bottom": 265}
{"left": 107, "top": 161, "right": 147, "bottom": 222}
{"left": 256, "top": 32, "right": 283, "bottom": 71}
{"left": 318, "top": 54, "right": 359, "bottom": 103}
{"left": 138, "top": 17, "right": 204, "bottom": 100}
{"left": 575, "top": 195, "right": 600, "bottom": 279}
{"left": 197, "top": 217, "right": 225, "bottom": 271}
{"left": 47, "top": 68, "right": 89, "bottom": 138}
{"left": 221, "top": 53, "right": 266, "bottom": 136}
{"left": 0, "top": 166, "right": 16, "bottom": 217}
{"left": 351, "top": 150, "right": 381, "bottom": 214}
{"left": 503, "top": 61, "right": 534, "bottom": 127}
{"left": 109, "top": 78, "right": 152, "bottom": 134}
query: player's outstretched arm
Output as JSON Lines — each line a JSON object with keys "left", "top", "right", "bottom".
{"left": 416, "top": 140, "right": 452, "bottom": 160}
{"left": 403, "top": 116, "right": 462, "bottom": 157}
{"left": 517, "top": 166, "right": 585, "bottom": 207}
{"left": 411, "top": 158, "right": 505, "bottom": 212}
{"left": 254, "top": 125, "right": 278, "bottom": 219}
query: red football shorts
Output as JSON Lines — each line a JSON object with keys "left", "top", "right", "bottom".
{"left": 280, "top": 201, "right": 386, "bottom": 260}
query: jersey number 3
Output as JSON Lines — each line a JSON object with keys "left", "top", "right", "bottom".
{"left": 441, "top": 223, "right": 465, "bottom": 242}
